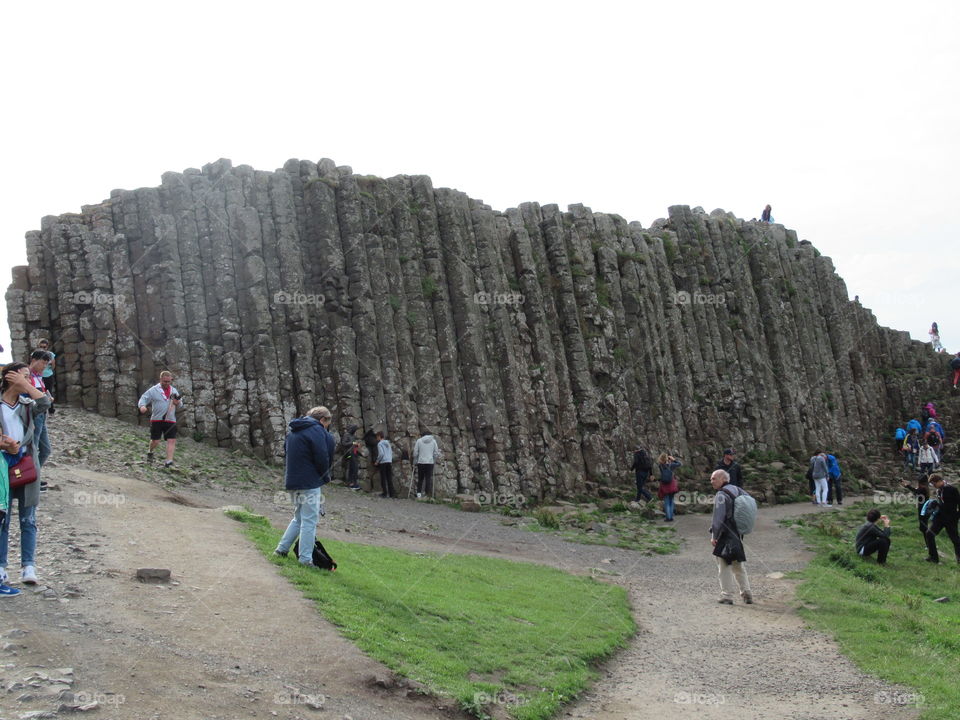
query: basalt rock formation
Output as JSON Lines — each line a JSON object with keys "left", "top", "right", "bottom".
{"left": 6, "top": 158, "right": 948, "bottom": 500}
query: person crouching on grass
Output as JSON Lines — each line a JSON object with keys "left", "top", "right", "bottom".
{"left": 855, "top": 509, "right": 891, "bottom": 565}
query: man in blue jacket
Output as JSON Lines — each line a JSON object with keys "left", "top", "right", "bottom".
{"left": 274, "top": 406, "right": 335, "bottom": 566}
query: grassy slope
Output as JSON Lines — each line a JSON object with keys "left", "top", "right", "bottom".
{"left": 229, "top": 510, "right": 636, "bottom": 720}
{"left": 787, "top": 500, "right": 960, "bottom": 720}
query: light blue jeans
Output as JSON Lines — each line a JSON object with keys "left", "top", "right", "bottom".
{"left": 276, "top": 487, "right": 323, "bottom": 564}
{"left": 0, "top": 498, "right": 38, "bottom": 568}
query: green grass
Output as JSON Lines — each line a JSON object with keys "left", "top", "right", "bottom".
{"left": 229, "top": 510, "right": 636, "bottom": 719}
{"left": 787, "top": 501, "right": 960, "bottom": 719}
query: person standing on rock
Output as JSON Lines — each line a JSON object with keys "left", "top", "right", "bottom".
{"left": 714, "top": 448, "right": 743, "bottom": 488}
{"left": 35, "top": 339, "right": 56, "bottom": 415}
{"left": 274, "top": 406, "right": 335, "bottom": 566}
{"left": 413, "top": 429, "right": 441, "bottom": 498}
{"left": 918, "top": 440, "right": 937, "bottom": 477}
{"left": 924, "top": 474, "right": 960, "bottom": 564}
{"left": 951, "top": 352, "right": 960, "bottom": 389}
{"left": 809, "top": 452, "right": 830, "bottom": 507}
{"left": 855, "top": 509, "right": 892, "bottom": 564}
{"left": 710, "top": 469, "right": 752, "bottom": 604}
{"left": 761, "top": 204, "right": 772, "bottom": 223}
{"left": 929, "top": 322, "right": 943, "bottom": 353}
{"left": 375, "top": 431, "right": 396, "bottom": 498}
{"left": 0, "top": 363, "right": 52, "bottom": 588}
{"left": 903, "top": 428, "right": 920, "bottom": 471}
{"left": 630, "top": 445, "right": 653, "bottom": 502}
{"left": 138, "top": 371, "right": 183, "bottom": 468}
{"left": 656, "top": 453, "right": 681, "bottom": 521}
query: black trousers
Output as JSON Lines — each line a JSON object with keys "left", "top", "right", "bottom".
{"left": 416, "top": 463, "right": 435, "bottom": 495}
{"left": 378, "top": 463, "right": 395, "bottom": 497}
{"left": 925, "top": 516, "right": 960, "bottom": 562}
{"left": 859, "top": 536, "right": 890, "bottom": 564}
{"left": 634, "top": 470, "right": 652, "bottom": 501}
{"left": 826, "top": 476, "right": 843, "bottom": 504}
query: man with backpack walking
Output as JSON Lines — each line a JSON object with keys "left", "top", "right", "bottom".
{"left": 630, "top": 445, "right": 653, "bottom": 502}
{"left": 710, "top": 469, "right": 753, "bottom": 605}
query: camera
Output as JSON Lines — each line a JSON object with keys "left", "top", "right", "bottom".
{"left": 172, "top": 393, "right": 181, "bottom": 400}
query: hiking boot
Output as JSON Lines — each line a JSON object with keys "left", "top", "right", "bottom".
{"left": 742, "top": 593, "right": 753, "bottom": 604}
{"left": 147, "top": 452, "right": 154, "bottom": 462}
{"left": 21, "top": 565, "right": 38, "bottom": 585}
{"left": 0, "top": 584, "right": 20, "bottom": 597}
{"left": 718, "top": 598, "right": 734, "bottom": 605}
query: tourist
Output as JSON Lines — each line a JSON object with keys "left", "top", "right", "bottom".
{"left": 715, "top": 448, "right": 743, "bottom": 488}
{"left": 137, "top": 371, "right": 183, "bottom": 468}
{"left": 630, "top": 445, "right": 653, "bottom": 502}
{"left": 656, "top": 453, "right": 681, "bottom": 521}
{"left": 710, "top": 469, "right": 752, "bottom": 604}
{"left": 35, "top": 339, "right": 56, "bottom": 415}
{"left": 339, "top": 424, "right": 361, "bottom": 490}
{"left": 918, "top": 440, "right": 937, "bottom": 476}
{"left": 951, "top": 352, "right": 960, "bottom": 389}
{"left": 375, "top": 430, "right": 396, "bottom": 498}
{"left": 761, "top": 204, "right": 772, "bottom": 223}
{"left": 0, "top": 363, "right": 52, "bottom": 588}
{"left": 929, "top": 322, "right": 943, "bottom": 353}
{"left": 826, "top": 452, "right": 843, "bottom": 506}
{"left": 274, "top": 406, "right": 335, "bottom": 566}
{"left": 855, "top": 509, "right": 891, "bottom": 564}
{"left": 413, "top": 429, "right": 441, "bottom": 498}
{"left": 809, "top": 452, "right": 830, "bottom": 507}
{"left": 900, "top": 476, "right": 931, "bottom": 541}
{"left": 27, "top": 350, "right": 53, "bottom": 468}
{"left": 924, "top": 474, "right": 960, "bottom": 564}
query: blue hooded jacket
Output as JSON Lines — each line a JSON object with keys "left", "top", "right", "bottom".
{"left": 284, "top": 416, "right": 335, "bottom": 491}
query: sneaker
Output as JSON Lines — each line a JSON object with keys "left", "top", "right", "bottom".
{"left": 48, "top": 406, "right": 56, "bottom": 416}
{"left": 742, "top": 593, "right": 754, "bottom": 604}
{"left": 718, "top": 598, "right": 734, "bottom": 605}
{"left": 0, "top": 567, "right": 7, "bottom": 583}
{"left": 274, "top": 549, "right": 288, "bottom": 558}
{"left": 349, "top": 485, "right": 361, "bottom": 491}
{"left": 40, "top": 481, "right": 48, "bottom": 492}
{"left": 0, "top": 584, "right": 20, "bottom": 597}
{"left": 147, "top": 452, "right": 154, "bottom": 461}
{"left": 163, "top": 460, "right": 174, "bottom": 468}
{"left": 21, "top": 565, "right": 38, "bottom": 585}
{"left": 416, "top": 492, "right": 422, "bottom": 498}
{"left": 925, "top": 557, "right": 939, "bottom": 563}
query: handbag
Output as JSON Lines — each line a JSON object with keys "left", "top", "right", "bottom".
{"left": 9, "top": 454, "right": 37, "bottom": 489}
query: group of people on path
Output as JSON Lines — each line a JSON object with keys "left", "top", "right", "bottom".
{"left": 631, "top": 445, "right": 752, "bottom": 604}
{"left": 338, "top": 426, "right": 442, "bottom": 500}
{"left": 807, "top": 452, "right": 843, "bottom": 507}
{"left": 0, "top": 340, "right": 58, "bottom": 597}
{"left": 894, "top": 403, "right": 945, "bottom": 474}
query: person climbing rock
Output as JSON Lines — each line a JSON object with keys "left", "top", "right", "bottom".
{"left": 761, "top": 204, "right": 772, "bottom": 223}
{"left": 951, "top": 352, "right": 960, "bottom": 389}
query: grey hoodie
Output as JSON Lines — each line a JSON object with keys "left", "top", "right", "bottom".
{"left": 414, "top": 434, "right": 440, "bottom": 465}
{"left": 809, "top": 454, "right": 828, "bottom": 480}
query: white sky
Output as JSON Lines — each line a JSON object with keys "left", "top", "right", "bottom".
{"left": 2, "top": 0, "right": 958, "bottom": 361}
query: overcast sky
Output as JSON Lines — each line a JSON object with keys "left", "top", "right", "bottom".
{"left": 2, "top": 0, "right": 957, "bottom": 361}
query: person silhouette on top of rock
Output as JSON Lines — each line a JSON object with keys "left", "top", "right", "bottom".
{"left": 761, "top": 204, "right": 772, "bottom": 223}
{"left": 929, "top": 322, "right": 943, "bottom": 352}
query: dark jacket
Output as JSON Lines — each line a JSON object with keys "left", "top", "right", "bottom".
{"left": 855, "top": 522, "right": 891, "bottom": 553}
{"left": 631, "top": 449, "right": 652, "bottom": 475}
{"left": 936, "top": 483, "right": 960, "bottom": 522}
{"left": 714, "top": 459, "right": 743, "bottom": 487}
{"left": 284, "top": 417, "right": 335, "bottom": 491}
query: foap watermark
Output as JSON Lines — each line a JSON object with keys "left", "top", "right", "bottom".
{"left": 472, "top": 690, "right": 528, "bottom": 708}
{"left": 71, "top": 290, "right": 126, "bottom": 307}
{"left": 475, "top": 491, "right": 527, "bottom": 508}
{"left": 674, "top": 690, "right": 726, "bottom": 705}
{"left": 672, "top": 290, "right": 726, "bottom": 306}
{"left": 474, "top": 291, "right": 524, "bottom": 306}
{"left": 674, "top": 491, "right": 716, "bottom": 506}
{"left": 274, "top": 690, "right": 326, "bottom": 709}
{"left": 872, "top": 491, "right": 914, "bottom": 506}
{"left": 874, "top": 690, "right": 924, "bottom": 706}
{"left": 273, "top": 291, "right": 325, "bottom": 306}
{"left": 72, "top": 691, "right": 126, "bottom": 708}
{"left": 73, "top": 491, "right": 126, "bottom": 507}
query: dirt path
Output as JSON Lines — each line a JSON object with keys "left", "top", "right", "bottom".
{"left": 1, "top": 458, "right": 920, "bottom": 720}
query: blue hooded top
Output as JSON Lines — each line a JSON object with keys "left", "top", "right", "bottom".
{"left": 284, "top": 416, "right": 335, "bottom": 491}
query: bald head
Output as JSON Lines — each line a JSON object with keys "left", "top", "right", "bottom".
{"left": 710, "top": 469, "right": 730, "bottom": 489}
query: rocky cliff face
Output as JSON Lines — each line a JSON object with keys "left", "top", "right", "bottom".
{"left": 6, "top": 158, "right": 948, "bottom": 500}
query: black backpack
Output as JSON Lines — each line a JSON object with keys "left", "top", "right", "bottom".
{"left": 634, "top": 449, "right": 652, "bottom": 472}
{"left": 292, "top": 539, "right": 337, "bottom": 571}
